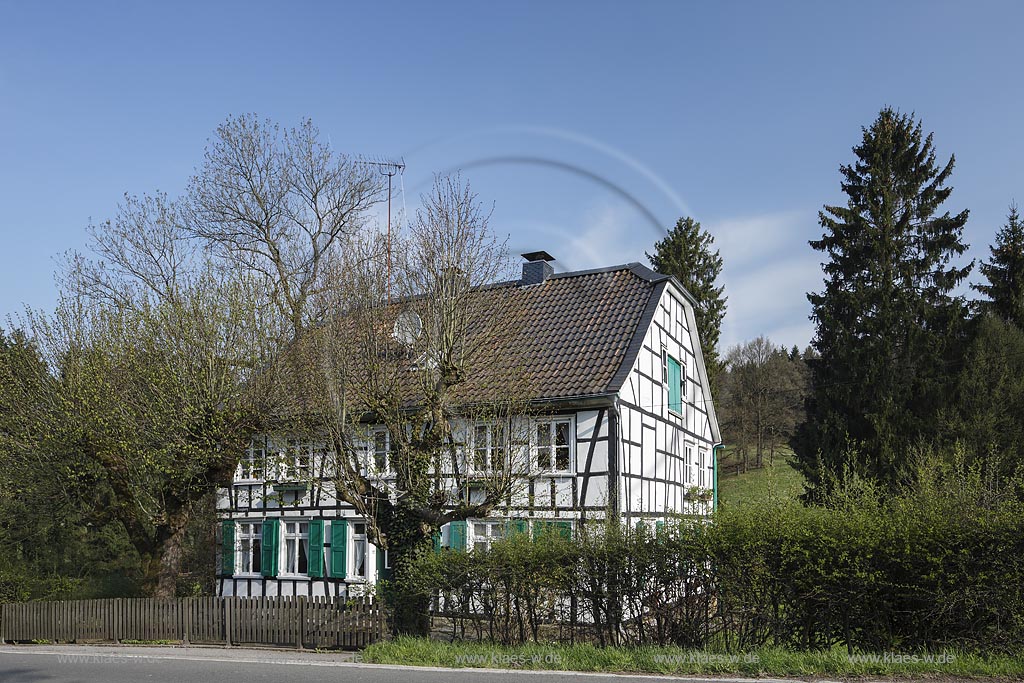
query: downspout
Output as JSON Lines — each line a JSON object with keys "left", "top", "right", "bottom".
{"left": 713, "top": 444, "right": 724, "bottom": 512}
{"left": 608, "top": 401, "right": 620, "bottom": 522}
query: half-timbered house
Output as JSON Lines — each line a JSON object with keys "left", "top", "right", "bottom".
{"left": 217, "top": 253, "right": 721, "bottom": 598}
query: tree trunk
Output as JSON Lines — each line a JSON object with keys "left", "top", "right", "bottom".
{"left": 152, "top": 508, "right": 192, "bottom": 599}
{"left": 383, "top": 530, "right": 435, "bottom": 637}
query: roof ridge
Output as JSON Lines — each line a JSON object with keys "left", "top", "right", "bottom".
{"left": 549, "top": 261, "right": 668, "bottom": 282}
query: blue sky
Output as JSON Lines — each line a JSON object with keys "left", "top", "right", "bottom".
{"left": 2, "top": 1, "right": 1022, "bottom": 350}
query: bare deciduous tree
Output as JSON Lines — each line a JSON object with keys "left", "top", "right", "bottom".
{"left": 719, "top": 337, "right": 809, "bottom": 472}
{"left": 288, "top": 175, "right": 532, "bottom": 635}
{"left": 186, "top": 114, "right": 385, "bottom": 337}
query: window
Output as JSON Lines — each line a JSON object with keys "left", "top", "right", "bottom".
{"left": 471, "top": 521, "right": 505, "bottom": 553}
{"left": 686, "top": 442, "right": 699, "bottom": 488}
{"left": 284, "top": 439, "right": 313, "bottom": 481}
{"left": 239, "top": 440, "right": 266, "bottom": 481}
{"left": 534, "top": 419, "right": 571, "bottom": 472}
{"left": 236, "top": 522, "right": 262, "bottom": 574}
{"left": 370, "top": 429, "right": 390, "bottom": 474}
{"left": 667, "top": 355, "right": 682, "bottom": 415}
{"left": 283, "top": 521, "right": 309, "bottom": 575}
{"left": 351, "top": 522, "right": 368, "bottom": 579}
{"left": 471, "top": 423, "right": 506, "bottom": 473}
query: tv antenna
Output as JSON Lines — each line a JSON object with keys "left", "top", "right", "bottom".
{"left": 362, "top": 157, "right": 405, "bottom": 302}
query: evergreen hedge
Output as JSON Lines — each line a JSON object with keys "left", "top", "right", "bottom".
{"left": 405, "top": 459, "right": 1024, "bottom": 652}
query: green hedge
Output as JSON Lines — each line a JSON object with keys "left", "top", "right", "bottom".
{"left": 408, "top": 462, "right": 1024, "bottom": 652}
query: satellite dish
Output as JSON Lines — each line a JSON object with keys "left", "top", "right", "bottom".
{"left": 393, "top": 311, "right": 423, "bottom": 345}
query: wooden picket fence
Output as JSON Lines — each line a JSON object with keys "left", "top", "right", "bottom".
{"left": 0, "top": 596, "right": 386, "bottom": 650}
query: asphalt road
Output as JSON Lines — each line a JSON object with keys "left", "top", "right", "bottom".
{"left": 0, "top": 645, "right": 811, "bottom": 683}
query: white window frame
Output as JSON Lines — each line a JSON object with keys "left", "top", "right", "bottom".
{"left": 235, "top": 521, "right": 262, "bottom": 576}
{"left": 350, "top": 521, "right": 369, "bottom": 580}
{"left": 470, "top": 520, "right": 505, "bottom": 553}
{"left": 532, "top": 417, "right": 574, "bottom": 473}
{"left": 367, "top": 428, "right": 390, "bottom": 476}
{"left": 685, "top": 442, "right": 696, "bottom": 487}
{"left": 284, "top": 439, "right": 313, "bottom": 481}
{"left": 238, "top": 439, "right": 266, "bottom": 482}
{"left": 469, "top": 422, "right": 507, "bottom": 474}
{"left": 281, "top": 520, "right": 310, "bottom": 576}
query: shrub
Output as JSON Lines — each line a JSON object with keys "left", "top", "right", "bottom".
{"left": 407, "top": 454, "right": 1024, "bottom": 653}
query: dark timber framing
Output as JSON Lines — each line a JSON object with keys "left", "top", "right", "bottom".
{"left": 216, "top": 261, "right": 721, "bottom": 598}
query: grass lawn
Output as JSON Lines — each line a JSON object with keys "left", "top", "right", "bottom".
{"left": 717, "top": 449, "right": 806, "bottom": 506}
{"left": 362, "top": 637, "right": 1024, "bottom": 679}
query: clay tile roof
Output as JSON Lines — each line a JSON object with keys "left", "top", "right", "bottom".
{"left": 449, "top": 263, "right": 666, "bottom": 404}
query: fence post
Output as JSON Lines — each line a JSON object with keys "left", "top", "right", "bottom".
{"left": 224, "top": 597, "right": 233, "bottom": 647}
{"left": 0, "top": 603, "right": 6, "bottom": 644}
{"left": 113, "top": 598, "right": 121, "bottom": 644}
{"left": 296, "top": 597, "right": 304, "bottom": 650}
{"left": 182, "top": 599, "right": 190, "bottom": 647}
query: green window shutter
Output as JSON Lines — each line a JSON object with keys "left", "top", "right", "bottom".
{"left": 329, "top": 520, "right": 348, "bottom": 579}
{"left": 505, "top": 519, "right": 528, "bottom": 536}
{"left": 667, "top": 356, "right": 682, "bottom": 413}
{"left": 656, "top": 520, "right": 665, "bottom": 532}
{"left": 221, "top": 520, "right": 235, "bottom": 575}
{"left": 375, "top": 545, "right": 392, "bottom": 581}
{"left": 533, "top": 520, "right": 572, "bottom": 540}
{"left": 307, "top": 519, "right": 324, "bottom": 577}
{"left": 260, "top": 518, "right": 279, "bottom": 578}
{"left": 432, "top": 529, "right": 441, "bottom": 554}
{"left": 449, "top": 521, "right": 467, "bottom": 552}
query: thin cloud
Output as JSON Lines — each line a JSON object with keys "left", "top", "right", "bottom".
{"left": 709, "top": 211, "right": 822, "bottom": 350}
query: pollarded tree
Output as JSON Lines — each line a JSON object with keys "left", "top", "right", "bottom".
{"left": 647, "top": 217, "right": 727, "bottom": 382}
{"left": 29, "top": 193, "right": 283, "bottom": 598}
{"left": 292, "top": 176, "right": 533, "bottom": 635}
{"left": 794, "top": 108, "right": 972, "bottom": 497}
{"left": 974, "top": 203, "right": 1024, "bottom": 326}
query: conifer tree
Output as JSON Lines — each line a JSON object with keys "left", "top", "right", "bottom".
{"left": 794, "top": 108, "right": 972, "bottom": 496}
{"left": 647, "top": 217, "right": 727, "bottom": 381}
{"left": 974, "top": 203, "right": 1024, "bottom": 326}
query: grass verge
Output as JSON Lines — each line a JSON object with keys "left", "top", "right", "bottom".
{"left": 361, "top": 637, "right": 1024, "bottom": 679}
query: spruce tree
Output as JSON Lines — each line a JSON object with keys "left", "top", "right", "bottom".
{"left": 647, "top": 217, "right": 727, "bottom": 381}
{"left": 794, "top": 108, "right": 972, "bottom": 496}
{"left": 974, "top": 203, "right": 1024, "bottom": 326}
